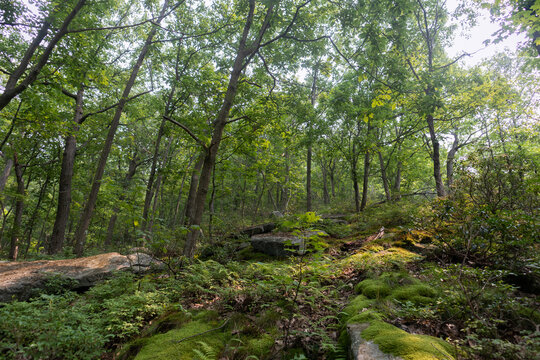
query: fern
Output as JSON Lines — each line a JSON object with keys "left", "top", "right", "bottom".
{"left": 192, "top": 340, "right": 217, "bottom": 360}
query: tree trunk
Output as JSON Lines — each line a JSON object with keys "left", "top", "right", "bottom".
{"left": 322, "top": 163, "right": 330, "bottom": 205}
{"left": 0, "top": 158, "right": 13, "bottom": 194}
{"left": 23, "top": 174, "right": 50, "bottom": 257}
{"left": 182, "top": 151, "right": 205, "bottom": 225}
{"left": 9, "top": 153, "right": 24, "bottom": 260}
{"left": 49, "top": 88, "right": 83, "bottom": 254}
{"left": 183, "top": 0, "right": 273, "bottom": 258}
{"left": 73, "top": 0, "right": 171, "bottom": 257}
{"left": 142, "top": 118, "right": 166, "bottom": 230}
{"left": 393, "top": 160, "right": 402, "bottom": 200}
{"left": 0, "top": 0, "right": 86, "bottom": 112}
{"left": 360, "top": 149, "right": 370, "bottom": 211}
{"left": 104, "top": 155, "right": 139, "bottom": 247}
{"left": 306, "top": 144, "right": 312, "bottom": 211}
{"left": 352, "top": 144, "right": 360, "bottom": 213}
{"left": 446, "top": 132, "right": 459, "bottom": 190}
{"left": 329, "top": 159, "right": 336, "bottom": 198}
{"left": 378, "top": 151, "right": 391, "bottom": 202}
{"left": 171, "top": 154, "right": 195, "bottom": 227}
{"left": 426, "top": 114, "right": 446, "bottom": 197}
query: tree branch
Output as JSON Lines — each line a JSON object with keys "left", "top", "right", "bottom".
{"left": 163, "top": 115, "right": 207, "bottom": 149}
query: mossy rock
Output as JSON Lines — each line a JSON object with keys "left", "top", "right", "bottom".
{"left": 237, "top": 246, "right": 275, "bottom": 262}
{"left": 141, "top": 310, "right": 192, "bottom": 337}
{"left": 392, "top": 284, "right": 438, "bottom": 305}
{"left": 361, "top": 320, "right": 455, "bottom": 360}
{"left": 355, "top": 279, "right": 392, "bottom": 299}
{"left": 343, "top": 295, "right": 376, "bottom": 320}
{"left": 133, "top": 319, "right": 228, "bottom": 360}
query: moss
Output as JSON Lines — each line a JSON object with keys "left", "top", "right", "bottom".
{"left": 142, "top": 311, "right": 192, "bottom": 336}
{"left": 355, "top": 279, "right": 392, "bottom": 299}
{"left": 243, "top": 333, "right": 276, "bottom": 357}
{"left": 392, "top": 284, "right": 438, "bottom": 305}
{"left": 341, "top": 247, "right": 422, "bottom": 272}
{"left": 347, "top": 310, "right": 383, "bottom": 324}
{"left": 133, "top": 319, "right": 227, "bottom": 360}
{"left": 116, "top": 338, "right": 149, "bottom": 360}
{"left": 361, "top": 320, "right": 455, "bottom": 360}
{"left": 342, "top": 295, "right": 375, "bottom": 319}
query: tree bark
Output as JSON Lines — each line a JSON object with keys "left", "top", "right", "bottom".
{"left": 360, "top": 149, "right": 370, "bottom": 211}
{"left": 0, "top": 158, "right": 13, "bottom": 194}
{"left": 49, "top": 88, "right": 83, "bottom": 254}
{"left": 142, "top": 118, "right": 166, "bottom": 230}
{"left": 378, "top": 151, "right": 391, "bottom": 202}
{"left": 9, "top": 153, "right": 24, "bottom": 260}
{"left": 104, "top": 155, "right": 139, "bottom": 247}
{"left": 426, "top": 114, "right": 446, "bottom": 197}
{"left": 0, "top": 0, "right": 87, "bottom": 112}
{"left": 393, "top": 160, "right": 402, "bottom": 200}
{"left": 446, "top": 132, "right": 459, "bottom": 189}
{"left": 73, "top": 0, "right": 171, "bottom": 257}
{"left": 352, "top": 143, "right": 360, "bottom": 213}
{"left": 306, "top": 144, "right": 312, "bottom": 211}
{"left": 182, "top": 151, "right": 205, "bottom": 225}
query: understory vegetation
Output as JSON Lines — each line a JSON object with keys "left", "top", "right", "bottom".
{"left": 1, "top": 191, "right": 537, "bottom": 359}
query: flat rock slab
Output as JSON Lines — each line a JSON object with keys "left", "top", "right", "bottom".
{"left": 347, "top": 323, "right": 402, "bottom": 360}
{"left": 0, "top": 252, "right": 163, "bottom": 302}
{"left": 251, "top": 233, "right": 306, "bottom": 257}
{"left": 251, "top": 231, "right": 327, "bottom": 257}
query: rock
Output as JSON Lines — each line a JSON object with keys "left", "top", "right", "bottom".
{"left": 250, "top": 231, "right": 327, "bottom": 257}
{"left": 347, "top": 323, "right": 402, "bottom": 360}
{"left": 237, "top": 223, "right": 276, "bottom": 238}
{"left": 0, "top": 252, "right": 164, "bottom": 302}
{"left": 272, "top": 211, "right": 284, "bottom": 218}
{"left": 251, "top": 233, "right": 306, "bottom": 257}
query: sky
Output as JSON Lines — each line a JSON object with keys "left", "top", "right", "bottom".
{"left": 446, "top": 0, "right": 528, "bottom": 67}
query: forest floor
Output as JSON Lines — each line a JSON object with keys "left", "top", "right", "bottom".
{"left": 0, "top": 201, "right": 538, "bottom": 360}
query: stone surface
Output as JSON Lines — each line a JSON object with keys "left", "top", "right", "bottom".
{"left": 0, "top": 252, "right": 163, "bottom": 302}
{"left": 347, "top": 323, "right": 402, "bottom": 360}
{"left": 251, "top": 233, "right": 306, "bottom": 257}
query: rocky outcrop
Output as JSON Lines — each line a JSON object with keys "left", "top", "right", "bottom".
{"left": 0, "top": 252, "right": 163, "bottom": 302}
{"left": 347, "top": 323, "right": 401, "bottom": 360}
{"left": 251, "top": 231, "right": 327, "bottom": 257}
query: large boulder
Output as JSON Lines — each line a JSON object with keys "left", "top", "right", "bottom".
{"left": 0, "top": 252, "right": 163, "bottom": 302}
{"left": 250, "top": 231, "right": 326, "bottom": 257}
{"left": 347, "top": 323, "right": 401, "bottom": 360}
{"left": 251, "top": 233, "right": 306, "bottom": 257}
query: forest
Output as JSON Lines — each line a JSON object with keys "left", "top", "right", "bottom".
{"left": 0, "top": 0, "right": 538, "bottom": 359}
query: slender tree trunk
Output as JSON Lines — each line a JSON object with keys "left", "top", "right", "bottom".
{"left": 360, "top": 149, "right": 370, "bottom": 211}
{"left": 378, "top": 151, "right": 391, "bottom": 202}
{"left": 306, "top": 145, "right": 312, "bottom": 211}
{"left": 329, "top": 159, "right": 336, "bottom": 198}
{"left": 352, "top": 144, "right": 360, "bottom": 213}
{"left": 171, "top": 154, "right": 195, "bottom": 227}
{"left": 73, "top": 0, "right": 171, "bottom": 256}
{"left": 104, "top": 155, "right": 139, "bottom": 247}
{"left": 23, "top": 174, "right": 50, "bottom": 257}
{"left": 426, "top": 114, "right": 446, "bottom": 197}
{"left": 322, "top": 163, "right": 330, "bottom": 205}
{"left": 0, "top": 158, "right": 13, "bottom": 194}
{"left": 306, "top": 64, "right": 318, "bottom": 212}
{"left": 446, "top": 132, "right": 459, "bottom": 190}
{"left": 393, "top": 160, "right": 402, "bottom": 200}
{"left": 49, "top": 88, "right": 83, "bottom": 254}
{"left": 182, "top": 151, "right": 205, "bottom": 225}
{"left": 9, "top": 154, "right": 24, "bottom": 260}
{"left": 142, "top": 119, "right": 166, "bottom": 230}
{"left": 0, "top": 0, "right": 87, "bottom": 112}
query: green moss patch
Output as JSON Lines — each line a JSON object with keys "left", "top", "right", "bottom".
{"left": 392, "top": 284, "right": 438, "bottom": 305}
{"left": 361, "top": 320, "right": 454, "bottom": 360}
{"left": 355, "top": 279, "right": 392, "bottom": 299}
{"left": 133, "top": 319, "right": 227, "bottom": 360}
{"left": 343, "top": 295, "right": 376, "bottom": 319}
